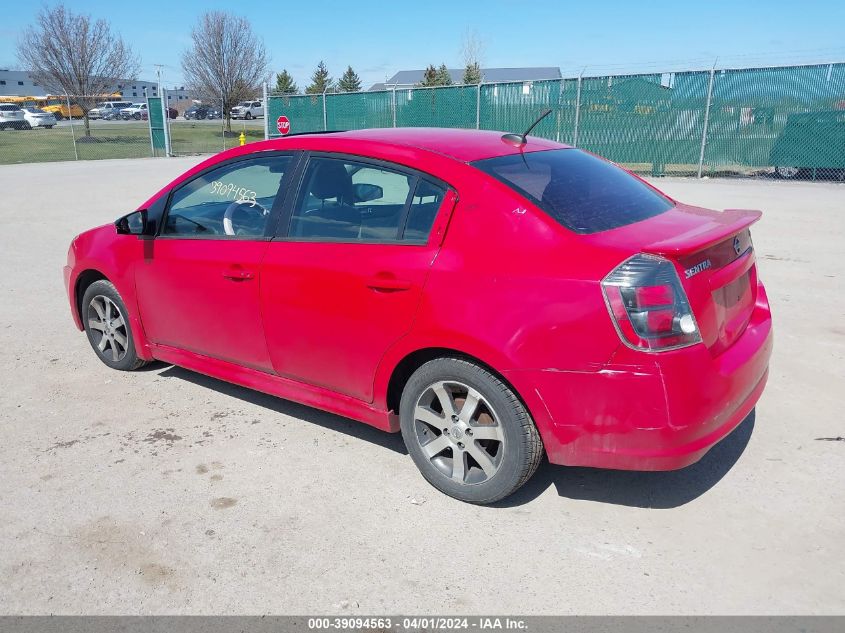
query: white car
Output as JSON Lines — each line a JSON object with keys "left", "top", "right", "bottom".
{"left": 22, "top": 107, "right": 57, "bottom": 129}
{"left": 90, "top": 100, "right": 133, "bottom": 120}
{"left": 120, "top": 103, "right": 147, "bottom": 120}
{"left": 0, "top": 103, "right": 27, "bottom": 130}
{"left": 230, "top": 100, "right": 264, "bottom": 120}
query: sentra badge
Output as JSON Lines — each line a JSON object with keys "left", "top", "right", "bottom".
{"left": 685, "top": 259, "right": 712, "bottom": 279}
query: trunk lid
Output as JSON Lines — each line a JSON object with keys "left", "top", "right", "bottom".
{"left": 593, "top": 204, "right": 761, "bottom": 355}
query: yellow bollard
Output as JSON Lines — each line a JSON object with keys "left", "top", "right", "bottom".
{"left": 239, "top": 131, "right": 246, "bottom": 146}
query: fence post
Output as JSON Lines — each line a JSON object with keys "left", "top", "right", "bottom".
{"left": 392, "top": 87, "right": 397, "bottom": 127}
{"left": 263, "top": 82, "right": 269, "bottom": 140}
{"left": 64, "top": 91, "right": 78, "bottom": 161}
{"left": 221, "top": 95, "right": 226, "bottom": 152}
{"left": 573, "top": 71, "right": 583, "bottom": 147}
{"left": 697, "top": 65, "right": 716, "bottom": 179}
{"left": 161, "top": 87, "right": 172, "bottom": 157}
{"left": 322, "top": 88, "right": 328, "bottom": 131}
{"left": 476, "top": 82, "right": 482, "bottom": 129}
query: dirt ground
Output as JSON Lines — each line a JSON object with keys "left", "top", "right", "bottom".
{"left": 0, "top": 156, "right": 842, "bottom": 615}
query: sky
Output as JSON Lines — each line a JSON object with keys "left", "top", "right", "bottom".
{"left": 2, "top": 0, "right": 844, "bottom": 90}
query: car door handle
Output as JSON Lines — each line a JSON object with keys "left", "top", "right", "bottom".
{"left": 366, "top": 276, "right": 412, "bottom": 292}
{"left": 222, "top": 268, "right": 255, "bottom": 281}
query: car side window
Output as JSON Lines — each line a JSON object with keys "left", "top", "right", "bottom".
{"left": 404, "top": 180, "right": 446, "bottom": 242}
{"left": 288, "top": 157, "right": 446, "bottom": 243}
{"left": 163, "top": 155, "right": 291, "bottom": 238}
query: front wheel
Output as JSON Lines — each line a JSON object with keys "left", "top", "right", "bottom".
{"left": 399, "top": 358, "right": 544, "bottom": 504}
{"left": 245, "top": 112, "right": 252, "bottom": 120}
{"left": 81, "top": 280, "right": 149, "bottom": 371}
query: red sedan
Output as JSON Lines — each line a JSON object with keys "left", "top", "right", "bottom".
{"left": 63, "top": 128, "right": 773, "bottom": 504}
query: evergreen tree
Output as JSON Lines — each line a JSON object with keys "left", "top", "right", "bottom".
{"left": 435, "top": 64, "right": 453, "bottom": 86}
{"left": 462, "top": 62, "right": 482, "bottom": 85}
{"left": 337, "top": 65, "right": 362, "bottom": 92}
{"left": 305, "top": 60, "right": 332, "bottom": 94}
{"left": 273, "top": 69, "right": 299, "bottom": 95}
{"left": 419, "top": 64, "right": 438, "bottom": 87}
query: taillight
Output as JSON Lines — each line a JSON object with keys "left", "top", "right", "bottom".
{"left": 601, "top": 254, "right": 701, "bottom": 351}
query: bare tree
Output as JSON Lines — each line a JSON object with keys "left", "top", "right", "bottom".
{"left": 16, "top": 4, "right": 140, "bottom": 136}
{"left": 460, "top": 29, "right": 485, "bottom": 84}
{"left": 181, "top": 11, "right": 269, "bottom": 132}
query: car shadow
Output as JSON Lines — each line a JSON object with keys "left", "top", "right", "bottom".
{"left": 495, "top": 409, "right": 756, "bottom": 509}
{"left": 156, "top": 365, "right": 408, "bottom": 455}
{"left": 153, "top": 363, "right": 754, "bottom": 508}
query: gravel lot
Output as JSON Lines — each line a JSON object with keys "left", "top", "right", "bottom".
{"left": 0, "top": 157, "right": 843, "bottom": 615}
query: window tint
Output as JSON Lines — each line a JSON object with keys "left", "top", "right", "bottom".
{"left": 472, "top": 149, "right": 673, "bottom": 234}
{"left": 404, "top": 180, "right": 446, "bottom": 241}
{"left": 163, "top": 155, "right": 291, "bottom": 238}
{"left": 290, "top": 157, "right": 443, "bottom": 243}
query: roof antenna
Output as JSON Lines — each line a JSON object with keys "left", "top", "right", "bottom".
{"left": 501, "top": 109, "right": 553, "bottom": 146}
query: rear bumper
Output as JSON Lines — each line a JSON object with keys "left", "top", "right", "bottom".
{"left": 506, "top": 284, "right": 773, "bottom": 471}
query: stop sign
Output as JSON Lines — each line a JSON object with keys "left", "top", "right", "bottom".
{"left": 276, "top": 115, "right": 291, "bottom": 135}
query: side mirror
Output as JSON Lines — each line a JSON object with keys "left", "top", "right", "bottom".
{"left": 352, "top": 183, "right": 384, "bottom": 203}
{"left": 115, "top": 209, "right": 147, "bottom": 235}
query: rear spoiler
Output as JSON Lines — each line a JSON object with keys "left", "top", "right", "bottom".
{"left": 644, "top": 209, "right": 762, "bottom": 257}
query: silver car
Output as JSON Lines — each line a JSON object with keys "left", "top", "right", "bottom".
{"left": 0, "top": 104, "right": 26, "bottom": 130}
{"left": 22, "top": 107, "right": 57, "bottom": 129}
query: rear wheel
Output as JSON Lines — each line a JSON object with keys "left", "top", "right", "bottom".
{"left": 81, "top": 280, "right": 148, "bottom": 371}
{"left": 399, "top": 358, "right": 543, "bottom": 504}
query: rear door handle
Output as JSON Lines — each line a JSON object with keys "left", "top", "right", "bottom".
{"left": 366, "top": 276, "right": 412, "bottom": 292}
{"left": 223, "top": 268, "right": 255, "bottom": 281}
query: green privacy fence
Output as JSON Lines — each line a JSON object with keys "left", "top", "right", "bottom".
{"left": 267, "top": 62, "right": 845, "bottom": 178}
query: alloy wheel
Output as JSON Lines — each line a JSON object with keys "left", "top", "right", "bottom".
{"left": 412, "top": 380, "right": 505, "bottom": 485}
{"left": 87, "top": 295, "right": 129, "bottom": 362}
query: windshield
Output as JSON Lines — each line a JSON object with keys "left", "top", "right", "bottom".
{"left": 237, "top": 101, "right": 251, "bottom": 107}
{"left": 24, "top": 107, "right": 46, "bottom": 113}
{"left": 472, "top": 149, "right": 673, "bottom": 234}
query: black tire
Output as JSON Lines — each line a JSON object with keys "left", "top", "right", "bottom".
{"left": 399, "top": 357, "right": 544, "bottom": 504}
{"left": 133, "top": 113, "right": 141, "bottom": 120}
{"left": 81, "top": 280, "right": 149, "bottom": 371}
{"left": 245, "top": 112, "right": 252, "bottom": 120}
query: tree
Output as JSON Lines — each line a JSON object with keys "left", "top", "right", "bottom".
{"left": 462, "top": 62, "right": 482, "bottom": 85}
{"left": 435, "top": 64, "right": 453, "bottom": 86}
{"left": 419, "top": 65, "right": 439, "bottom": 87}
{"left": 181, "top": 11, "right": 269, "bottom": 132}
{"left": 16, "top": 4, "right": 140, "bottom": 136}
{"left": 338, "top": 66, "right": 362, "bottom": 92}
{"left": 305, "top": 61, "right": 333, "bottom": 94}
{"left": 460, "top": 29, "right": 484, "bottom": 84}
{"left": 273, "top": 69, "right": 299, "bottom": 95}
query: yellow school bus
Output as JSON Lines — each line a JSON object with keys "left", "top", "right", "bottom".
{"left": 0, "top": 93, "right": 121, "bottom": 119}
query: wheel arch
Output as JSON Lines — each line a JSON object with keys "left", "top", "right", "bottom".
{"left": 384, "top": 346, "right": 531, "bottom": 424}
{"left": 74, "top": 268, "right": 109, "bottom": 324}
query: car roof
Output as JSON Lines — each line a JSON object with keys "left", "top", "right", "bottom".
{"left": 274, "top": 128, "right": 569, "bottom": 162}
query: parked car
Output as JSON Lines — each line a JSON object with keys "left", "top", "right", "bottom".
{"left": 205, "top": 107, "right": 222, "bottom": 120}
{"left": 769, "top": 110, "right": 845, "bottom": 180}
{"left": 89, "top": 101, "right": 133, "bottom": 120}
{"left": 120, "top": 103, "right": 147, "bottom": 120}
{"left": 63, "top": 128, "right": 773, "bottom": 504}
{"left": 21, "top": 107, "right": 57, "bottom": 129}
{"left": 184, "top": 104, "right": 212, "bottom": 120}
{"left": 230, "top": 99, "right": 263, "bottom": 120}
{"left": 139, "top": 107, "right": 178, "bottom": 121}
{"left": 0, "top": 103, "right": 26, "bottom": 130}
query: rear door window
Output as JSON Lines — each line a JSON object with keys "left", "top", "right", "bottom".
{"left": 288, "top": 156, "right": 446, "bottom": 243}
{"left": 472, "top": 149, "right": 673, "bottom": 233}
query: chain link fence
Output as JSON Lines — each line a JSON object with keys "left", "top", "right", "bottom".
{"left": 267, "top": 62, "right": 845, "bottom": 179}
{"left": 2, "top": 62, "right": 843, "bottom": 180}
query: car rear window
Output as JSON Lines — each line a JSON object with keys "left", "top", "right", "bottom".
{"left": 472, "top": 149, "right": 673, "bottom": 234}
{"left": 0, "top": 104, "right": 21, "bottom": 112}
